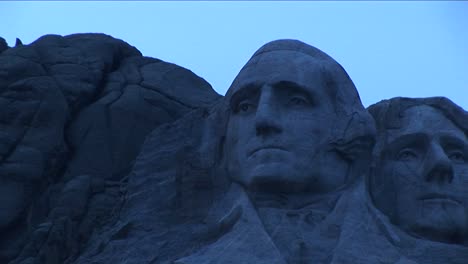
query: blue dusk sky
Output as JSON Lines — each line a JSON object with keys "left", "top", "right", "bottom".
{"left": 1, "top": 1, "right": 467, "bottom": 109}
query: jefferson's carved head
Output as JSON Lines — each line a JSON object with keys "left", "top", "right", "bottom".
{"left": 369, "top": 97, "right": 468, "bottom": 244}
{"left": 221, "top": 39, "right": 375, "bottom": 193}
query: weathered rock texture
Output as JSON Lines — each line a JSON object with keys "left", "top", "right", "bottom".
{"left": 0, "top": 33, "right": 220, "bottom": 264}
{"left": 1, "top": 35, "right": 467, "bottom": 264}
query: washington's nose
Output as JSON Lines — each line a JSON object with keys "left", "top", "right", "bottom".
{"left": 255, "top": 87, "right": 282, "bottom": 137}
{"left": 424, "top": 142, "right": 454, "bottom": 183}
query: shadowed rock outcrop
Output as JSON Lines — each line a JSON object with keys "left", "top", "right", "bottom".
{"left": 0, "top": 33, "right": 220, "bottom": 264}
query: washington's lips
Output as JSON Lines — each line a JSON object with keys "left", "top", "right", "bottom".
{"left": 419, "top": 193, "right": 461, "bottom": 204}
{"left": 249, "top": 145, "right": 287, "bottom": 156}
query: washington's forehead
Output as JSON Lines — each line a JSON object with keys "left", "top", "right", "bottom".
{"left": 227, "top": 50, "right": 328, "bottom": 96}
{"left": 251, "top": 39, "right": 332, "bottom": 60}
{"left": 246, "top": 49, "right": 328, "bottom": 67}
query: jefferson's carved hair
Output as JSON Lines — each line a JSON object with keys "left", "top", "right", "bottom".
{"left": 368, "top": 96, "right": 468, "bottom": 161}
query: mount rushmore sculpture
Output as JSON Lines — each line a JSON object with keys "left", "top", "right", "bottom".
{"left": 0, "top": 34, "right": 466, "bottom": 264}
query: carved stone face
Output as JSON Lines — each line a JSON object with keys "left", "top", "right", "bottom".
{"left": 374, "top": 105, "right": 468, "bottom": 243}
{"left": 224, "top": 50, "right": 349, "bottom": 193}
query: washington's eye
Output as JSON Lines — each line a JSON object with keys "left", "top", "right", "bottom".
{"left": 239, "top": 102, "right": 252, "bottom": 112}
{"left": 233, "top": 100, "right": 256, "bottom": 114}
{"left": 448, "top": 150, "right": 465, "bottom": 163}
{"left": 397, "top": 149, "right": 418, "bottom": 161}
{"left": 288, "top": 95, "right": 310, "bottom": 106}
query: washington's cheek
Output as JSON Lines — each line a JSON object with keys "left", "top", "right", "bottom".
{"left": 227, "top": 117, "right": 255, "bottom": 147}
{"left": 287, "top": 146, "right": 346, "bottom": 192}
{"left": 226, "top": 126, "right": 259, "bottom": 182}
{"left": 290, "top": 127, "right": 328, "bottom": 160}
{"left": 225, "top": 119, "right": 242, "bottom": 152}
{"left": 224, "top": 127, "right": 240, "bottom": 174}
{"left": 298, "top": 117, "right": 331, "bottom": 137}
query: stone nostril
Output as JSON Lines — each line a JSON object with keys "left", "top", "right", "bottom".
{"left": 255, "top": 123, "right": 282, "bottom": 137}
{"left": 426, "top": 164, "right": 454, "bottom": 183}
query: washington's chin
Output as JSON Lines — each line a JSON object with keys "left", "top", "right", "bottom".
{"left": 251, "top": 161, "right": 287, "bottom": 173}
{"left": 242, "top": 162, "right": 312, "bottom": 193}
{"left": 247, "top": 148, "right": 291, "bottom": 163}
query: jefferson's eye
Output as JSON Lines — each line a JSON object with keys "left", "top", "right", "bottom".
{"left": 397, "top": 149, "right": 418, "bottom": 161}
{"left": 448, "top": 151, "right": 465, "bottom": 163}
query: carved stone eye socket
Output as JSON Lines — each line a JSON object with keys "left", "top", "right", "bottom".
{"left": 234, "top": 101, "right": 255, "bottom": 114}
{"left": 397, "top": 149, "right": 418, "bottom": 161}
{"left": 448, "top": 151, "right": 465, "bottom": 163}
{"left": 240, "top": 103, "right": 251, "bottom": 112}
{"left": 288, "top": 96, "right": 310, "bottom": 106}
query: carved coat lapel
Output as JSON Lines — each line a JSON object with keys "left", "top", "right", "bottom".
{"left": 329, "top": 181, "right": 468, "bottom": 264}
{"left": 174, "top": 183, "right": 287, "bottom": 264}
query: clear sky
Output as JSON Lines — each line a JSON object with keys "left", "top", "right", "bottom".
{"left": 1, "top": 1, "right": 467, "bottom": 109}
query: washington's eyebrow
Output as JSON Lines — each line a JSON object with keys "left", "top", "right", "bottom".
{"left": 229, "top": 83, "right": 260, "bottom": 107}
{"left": 272, "top": 81, "right": 315, "bottom": 102}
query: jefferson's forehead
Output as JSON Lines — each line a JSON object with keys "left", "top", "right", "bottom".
{"left": 387, "top": 105, "right": 467, "bottom": 143}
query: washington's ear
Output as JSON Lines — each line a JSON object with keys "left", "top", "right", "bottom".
{"left": 206, "top": 100, "right": 233, "bottom": 193}
{"left": 332, "top": 136, "right": 375, "bottom": 162}
{"left": 366, "top": 153, "right": 389, "bottom": 202}
{"left": 217, "top": 136, "right": 226, "bottom": 165}
{"left": 366, "top": 158, "right": 398, "bottom": 222}
{"left": 214, "top": 111, "right": 229, "bottom": 171}
{"left": 215, "top": 135, "right": 228, "bottom": 184}
{"left": 366, "top": 163, "right": 378, "bottom": 202}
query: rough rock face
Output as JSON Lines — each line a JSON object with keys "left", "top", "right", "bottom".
{"left": 1, "top": 35, "right": 467, "bottom": 264}
{"left": 0, "top": 33, "right": 220, "bottom": 264}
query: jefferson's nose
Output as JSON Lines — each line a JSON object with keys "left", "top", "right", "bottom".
{"left": 423, "top": 142, "right": 454, "bottom": 183}
{"left": 255, "top": 86, "right": 282, "bottom": 137}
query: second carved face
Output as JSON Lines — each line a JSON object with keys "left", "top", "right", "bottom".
{"left": 371, "top": 102, "right": 468, "bottom": 244}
